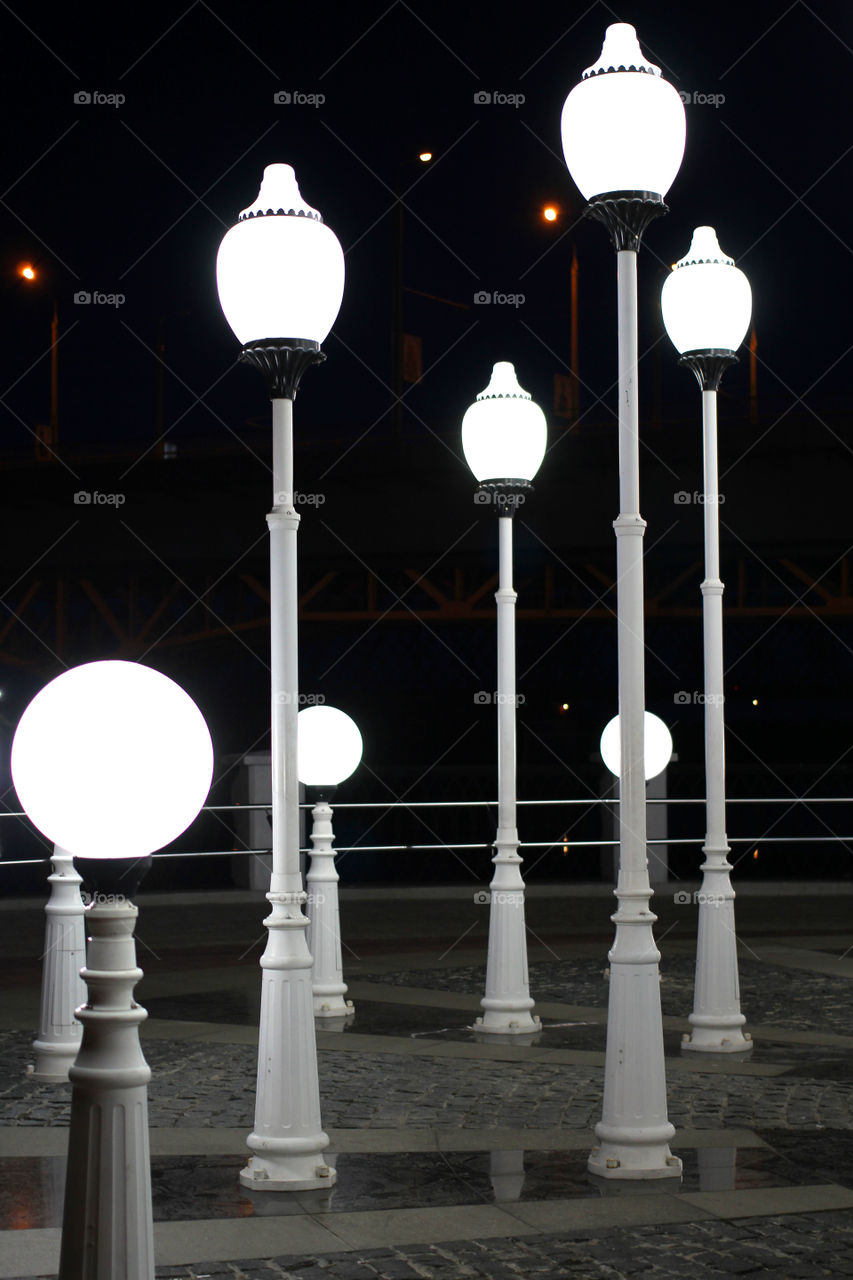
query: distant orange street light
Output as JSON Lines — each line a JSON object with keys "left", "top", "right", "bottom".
{"left": 19, "top": 263, "right": 36, "bottom": 281}
{"left": 418, "top": 151, "right": 432, "bottom": 163}
{"left": 542, "top": 205, "right": 558, "bottom": 223}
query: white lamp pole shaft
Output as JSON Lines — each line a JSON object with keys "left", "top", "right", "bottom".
{"left": 241, "top": 395, "right": 335, "bottom": 1191}
{"left": 589, "top": 249, "right": 680, "bottom": 1179}
{"left": 30, "top": 847, "right": 85, "bottom": 1081}
{"left": 307, "top": 801, "right": 352, "bottom": 1017}
{"left": 683, "top": 387, "right": 750, "bottom": 1052}
{"left": 476, "top": 514, "right": 539, "bottom": 1035}
{"left": 58, "top": 901, "right": 154, "bottom": 1280}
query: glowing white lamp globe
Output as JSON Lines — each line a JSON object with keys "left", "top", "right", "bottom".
{"left": 600, "top": 711, "right": 673, "bottom": 782}
{"left": 216, "top": 164, "right": 345, "bottom": 346}
{"left": 561, "top": 23, "right": 686, "bottom": 201}
{"left": 11, "top": 661, "right": 214, "bottom": 860}
{"left": 298, "top": 705, "right": 363, "bottom": 788}
{"left": 461, "top": 362, "right": 548, "bottom": 483}
{"left": 661, "top": 226, "right": 752, "bottom": 355}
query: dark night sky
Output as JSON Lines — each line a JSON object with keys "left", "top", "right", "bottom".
{"left": 0, "top": 1, "right": 852, "bottom": 881}
{"left": 2, "top": 0, "right": 850, "bottom": 442}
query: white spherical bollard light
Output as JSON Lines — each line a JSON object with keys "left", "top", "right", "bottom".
{"left": 12, "top": 660, "right": 213, "bottom": 1280}
{"left": 298, "top": 706, "right": 363, "bottom": 1019}
{"left": 600, "top": 711, "right": 674, "bottom": 782}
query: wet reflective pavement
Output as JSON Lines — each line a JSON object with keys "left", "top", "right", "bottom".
{"left": 5, "top": 885, "right": 853, "bottom": 1277}
{"left": 0, "top": 1144, "right": 831, "bottom": 1230}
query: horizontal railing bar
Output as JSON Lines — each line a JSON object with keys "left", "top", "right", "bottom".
{"left": 203, "top": 797, "right": 853, "bottom": 812}
{"left": 5, "top": 834, "right": 853, "bottom": 867}
{"left": 1, "top": 797, "right": 852, "bottom": 824}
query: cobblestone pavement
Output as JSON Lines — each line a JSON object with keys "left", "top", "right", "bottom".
{"left": 7, "top": 893, "right": 853, "bottom": 1279}
{"left": 363, "top": 953, "right": 853, "bottom": 1035}
{"left": 2, "top": 1030, "right": 852, "bottom": 1133}
{"left": 127, "top": 1212, "right": 853, "bottom": 1277}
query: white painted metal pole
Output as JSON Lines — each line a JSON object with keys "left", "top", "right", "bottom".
{"left": 476, "top": 513, "right": 539, "bottom": 1035}
{"left": 58, "top": 899, "right": 154, "bottom": 1280}
{"left": 588, "top": 249, "right": 680, "bottom": 1180}
{"left": 241, "top": 395, "right": 335, "bottom": 1192}
{"left": 683, "top": 387, "right": 751, "bottom": 1053}
{"left": 307, "top": 800, "right": 352, "bottom": 1018}
{"left": 29, "top": 846, "right": 85, "bottom": 1082}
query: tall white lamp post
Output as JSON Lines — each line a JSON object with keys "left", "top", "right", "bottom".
{"left": 298, "top": 704, "right": 363, "bottom": 1018}
{"left": 216, "top": 163, "right": 345, "bottom": 1190}
{"left": 661, "top": 225, "right": 753, "bottom": 1053}
{"left": 28, "top": 846, "right": 85, "bottom": 1082}
{"left": 462, "top": 361, "right": 546, "bottom": 1035}
{"left": 561, "top": 22, "right": 685, "bottom": 1178}
{"left": 12, "top": 659, "right": 213, "bottom": 1280}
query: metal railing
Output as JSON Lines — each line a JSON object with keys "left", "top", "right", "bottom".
{"left": 1, "top": 795, "right": 852, "bottom": 865}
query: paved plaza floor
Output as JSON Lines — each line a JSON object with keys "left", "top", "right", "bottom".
{"left": 2, "top": 880, "right": 853, "bottom": 1277}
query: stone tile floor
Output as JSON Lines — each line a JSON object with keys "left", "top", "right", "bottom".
{"left": 4, "top": 887, "right": 853, "bottom": 1277}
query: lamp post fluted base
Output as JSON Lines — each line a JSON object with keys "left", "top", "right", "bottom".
{"left": 29, "top": 852, "right": 86, "bottom": 1082}
{"left": 588, "top": 907, "right": 681, "bottom": 1181}
{"left": 313, "top": 997, "right": 354, "bottom": 1020}
{"left": 58, "top": 900, "right": 154, "bottom": 1280}
{"left": 241, "top": 890, "right": 336, "bottom": 1192}
{"left": 306, "top": 800, "right": 353, "bottom": 1021}
{"left": 682, "top": 1022, "right": 752, "bottom": 1054}
{"left": 475, "top": 841, "right": 540, "bottom": 1036}
{"left": 682, "top": 850, "right": 752, "bottom": 1055}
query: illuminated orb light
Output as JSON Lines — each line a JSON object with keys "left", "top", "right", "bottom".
{"left": 216, "top": 163, "right": 345, "bottom": 347}
{"left": 298, "top": 705, "right": 363, "bottom": 788}
{"left": 600, "top": 711, "right": 673, "bottom": 782}
{"left": 461, "top": 362, "right": 547, "bottom": 484}
{"left": 560, "top": 22, "right": 686, "bottom": 202}
{"left": 661, "top": 226, "right": 752, "bottom": 355}
{"left": 12, "top": 660, "right": 214, "bottom": 859}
